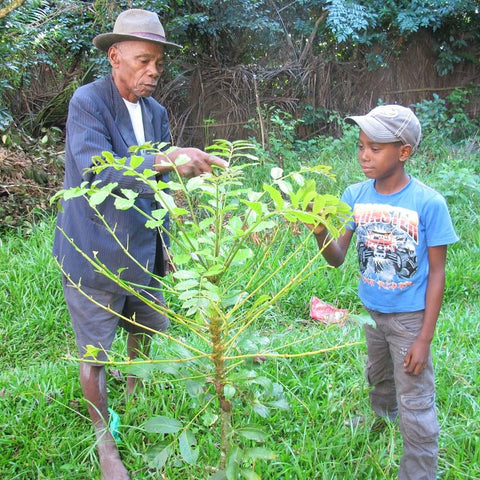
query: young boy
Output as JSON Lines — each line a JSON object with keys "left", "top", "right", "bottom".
{"left": 311, "top": 105, "right": 458, "bottom": 479}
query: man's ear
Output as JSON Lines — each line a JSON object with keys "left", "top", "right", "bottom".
{"left": 399, "top": 144, "right": 413, "bottom": 162}
{"left": 108, "top": 45, "right": 120, "bottom": 68}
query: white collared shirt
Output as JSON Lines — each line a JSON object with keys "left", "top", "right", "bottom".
{"left": 123, "top": 98, "right": 145, "bottom": 145}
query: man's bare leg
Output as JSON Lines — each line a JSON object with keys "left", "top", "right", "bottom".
{"left": 79, "top": 363, "right": 129, "bottom": 480}
{"left": 126, "top": 332, "right": 151, "bottom": 395}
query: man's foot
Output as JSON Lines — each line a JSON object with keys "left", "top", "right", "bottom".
{"left": 98, "top": 443, "right": 130, "bottom": 480}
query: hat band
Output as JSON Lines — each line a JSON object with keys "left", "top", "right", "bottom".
{"left": 129, "top": 32, "right": 168, "bottom": 42}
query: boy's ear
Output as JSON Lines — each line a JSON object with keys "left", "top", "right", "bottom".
{"left": 399, "top": 144, "right": 413, "bottom": 162}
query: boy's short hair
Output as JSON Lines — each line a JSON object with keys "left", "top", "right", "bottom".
{"left": 345, "top": 105, "right": 422, "bottom": 150}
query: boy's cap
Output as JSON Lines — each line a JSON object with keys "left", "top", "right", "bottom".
{"left": 345, "top": 105, "right": 422, "bottom": 150}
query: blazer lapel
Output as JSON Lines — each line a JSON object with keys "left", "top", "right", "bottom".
{"left": 109, "top": 79, "right": 137, "bottom": 148}
{"left": 141, "top": 98, "right": 155, "bottom": 144}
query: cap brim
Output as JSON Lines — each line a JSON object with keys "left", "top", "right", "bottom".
{"left": 345, "top": 115, "right": 399, "bottom": 144}
{"left": 93, "top": 33, "right": 182, "bottom": 52}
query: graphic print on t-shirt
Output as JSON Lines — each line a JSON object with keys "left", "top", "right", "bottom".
{"left": 354, "top": 203, "right": 418, "bottom": 286}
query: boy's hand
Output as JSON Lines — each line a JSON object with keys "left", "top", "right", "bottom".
{"left": 403, "top": 338, "right": 431, "bottom": 376}
{"left": 304, "top": 203, "right": 327, "bottom": 235}
{"left": 304, "top": 220, "right": 326, "bottom": 235}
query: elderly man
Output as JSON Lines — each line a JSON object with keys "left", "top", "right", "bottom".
{"left": 53, "top": 9, "right": 226, "bottom": 479}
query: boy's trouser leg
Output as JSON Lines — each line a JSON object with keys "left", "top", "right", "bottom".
{"left": 369, "top": 310, "right": 439, "bottom": 480}
{"left": 364, "top": 320, "right": 398, "bottom": 420}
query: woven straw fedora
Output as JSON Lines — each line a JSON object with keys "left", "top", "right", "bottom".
{"left": 93, "top": 9, "right": 182, "bottom": 51}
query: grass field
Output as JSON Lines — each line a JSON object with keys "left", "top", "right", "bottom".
{"left": 1, "top": 132, "right": 479, "bottom": 479}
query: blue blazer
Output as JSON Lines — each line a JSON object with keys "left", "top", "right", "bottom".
{"left": 53, "top": 75, "right": 171, "bottom": 293}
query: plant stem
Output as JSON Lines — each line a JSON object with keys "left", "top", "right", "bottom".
{"left": 209, "top": 308, "right": 232, "bottom": 470}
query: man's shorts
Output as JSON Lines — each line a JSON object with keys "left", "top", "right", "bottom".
{"left": 62, "top": 276, "right": 170, "bottom": 363}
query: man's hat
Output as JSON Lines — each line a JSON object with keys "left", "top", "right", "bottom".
{"left": 93, "top": 9, "right": 182, "bottom": 52}
{"left": 345, "top": 105, "right": 422, "bottom": 150}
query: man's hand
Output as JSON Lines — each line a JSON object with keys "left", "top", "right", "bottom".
{"left": 403, "top": 338, "right": 431, "bottom": 376}
{"left": 155, "top": 147, "right": 228, "bottom": 178}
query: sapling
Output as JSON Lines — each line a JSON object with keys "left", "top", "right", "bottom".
{"left": 51, "top": 139, "right": 354, "bottom": 479}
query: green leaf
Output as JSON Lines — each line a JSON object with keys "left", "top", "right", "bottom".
{"left": 232, "top": 248, "right": 252, "bottom": 264}
{"left": 83, "top": 344, "right": 101, "bottom": 359}
{"left": 202, "top": 410, "right": 219, "bottom": 427}
{"left": 172, "top": 207, "right": 189, "bottom": 216}
{"left": 175, "top": 279, "right": 200, "bottom": 292}
{"left": 236, "top": 425, "right": 267, "bottom": 442}
{"left": 226, "top": 446, "right": 242, "bottom": 480}
{"left": 287, "top": 210, "right": 324, "bottom": 224}
{"left": 244, "top": 447, "right": 277, "bottom": 461}
{"left": 253, "top": 401, "right": 270, "bottom": 418}
{"left": 270, "top": 167, "right": 283, "bottom": 179}
{"left": 172, "top": 253, "right": 192, "bottom": 265}
{"left": 211, "top": 471, "right": 228, "bottom": 480}
{"left": 263, "top": 184, "right": 284, "bottom": 209}
{"left": 89, "top": 189, "right": 111, "bottom": 206}
{"left": 123, "top": 362, "right": 157, "bottom": 379}
{"left": 268, "top": 398, "right": 290, "bottom": 410}
{"left": 250, "top": 376, "right": 273, "bottom": 391}
{"left": 186, "top": 175, "right": 207, "bottom": 191}
{"left": 173, "top": 269, "right": 201, "bottom": 280}
{"left": 120, "top": 188, "right": 139, "bottom": 200}
{"left": 179, "top": 430, "right": 199, "bottom": 465}
{"left": 204, "top": 263, "right": 225, "bottom": 277}
{"left": 186, "top": 380, "right": 204, "bottom": 399}
{"left": 143, "top": 416, "right": 182, "bottom": 434}
{"left": 130, "top": 155, "right": 144, "bottom": 169}
{"left": 142, "top": 168, "right": 157, "bottom": 178}
{"left": 291, "top": 172, "right": 305, "bottom": 186}
{"left": 308, "top": 194, "right": 324, "bottom": 212}
{"left": 146, "top": 442, "right": 172, "bottom": 469}
{"left": 155, "top": 191, "right": 176, "bottom": 210}
{"left": 224, "top": 384, "right": 236, "bottom": 400}
{"left": 251, "top": 220, "right": 276, "bottom": 233}
{"left": 275, "top": 179, "right": 293, "bottom": 195}
{"left": 199, "top": 217, "right": 215, "bottom": 230}
{"left": 240, "top": 469, "right": 261, "bottom": 480}
{"left": 114, "top": 196, "right": 136, "bottom": 210}
{"left": 351, "top": 312, "right": 376, "bottom": 327}
{"left": 61, "top": 185, "right": 90, "bottom": 200}
{"left": 221, "top": 290, "right": 248, "bottom": 308}
{"left": 243, "top": 200, "right": 263, "bottom": 217}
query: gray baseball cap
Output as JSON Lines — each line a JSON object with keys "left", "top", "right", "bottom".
{"left": 345, "top": 105, "right": 422, "bottom": 150}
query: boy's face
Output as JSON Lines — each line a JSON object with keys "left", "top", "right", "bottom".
{"left": 357, "top": 130, "right": 411, "bottom": 182}
{"left": 109, "top": 40, "right": 166, "bottom": 103}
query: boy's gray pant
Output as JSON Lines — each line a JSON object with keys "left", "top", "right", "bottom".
{"left": 364, "top": 309, "right": 439, "bottom": 480}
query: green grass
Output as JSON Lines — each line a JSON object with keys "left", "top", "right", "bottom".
{"left": 1, "top": 135, "right": 479, "bottom": 479}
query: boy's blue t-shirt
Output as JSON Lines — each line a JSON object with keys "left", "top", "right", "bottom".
{"left": 341, "top": 176, "right": 459, "bottom": 313}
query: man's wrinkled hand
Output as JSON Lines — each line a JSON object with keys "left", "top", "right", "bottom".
{"left": 163, "top": 147, "right": 228, "bottom": 178}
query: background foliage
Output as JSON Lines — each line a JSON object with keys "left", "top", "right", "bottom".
{"left": 0, "top": 0, "right": 478, "bottom": 141}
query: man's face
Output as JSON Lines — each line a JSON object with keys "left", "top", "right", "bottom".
{"left": 109, "top": 40, "right": 166, "bottom": 103}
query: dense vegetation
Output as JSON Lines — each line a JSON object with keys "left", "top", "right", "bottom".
{"left": 0, "top": 0, "right": 479, "bottom": 134}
